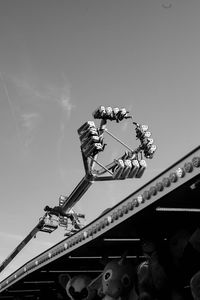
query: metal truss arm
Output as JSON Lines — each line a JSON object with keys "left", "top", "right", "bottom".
{"left": 61, "top": 175, "right": 95, "bottom": 214}
{"left": 0, "top": 218, "right": 45, "bottom": 273}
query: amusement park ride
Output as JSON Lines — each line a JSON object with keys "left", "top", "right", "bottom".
{"left": 0, "top": 106, "right": 156, "bottom": 274}
{"left": 0, "top": 106, "right": 200, "bottom": 299}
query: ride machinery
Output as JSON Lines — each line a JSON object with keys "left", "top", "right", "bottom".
{"left": 0, "top": 106, "right": 156, "bottom": 273}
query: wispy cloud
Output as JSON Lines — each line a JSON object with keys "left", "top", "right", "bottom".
{"left": 21, "top": 112, "right": 40, "bottom": 131}
{"left": 5, "top": 73, "right": 75, "bottom": 155}
{"left": 56, "top": 91, "right": 76, "bottom": 182}
{"left": 13, "top": 74, "right": 76, "bottom": 177}
{"left": 13, "top": 74, "right": 75, "bottom": 116}
{"left": 60, "top": 95, "right": 73, "bottom": 116}
{"left": 44, "top": 81, "right": 75, "bottom": 117}
{"left": 0, "top": 72, "right": 24, "bottom": 148}
{"left": 20, "top": 112, "right": 41, "bottom": 147}
{"left": 11, "top": 75, "right": 47, "bottom": 102}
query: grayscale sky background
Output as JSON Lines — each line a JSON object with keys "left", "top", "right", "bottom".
{"left": 0, "top": 0, "right": 200, "bottom": 280}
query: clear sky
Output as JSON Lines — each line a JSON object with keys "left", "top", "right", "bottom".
{"left": 0, "top": 0, "right": 200, "bottom": 281}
